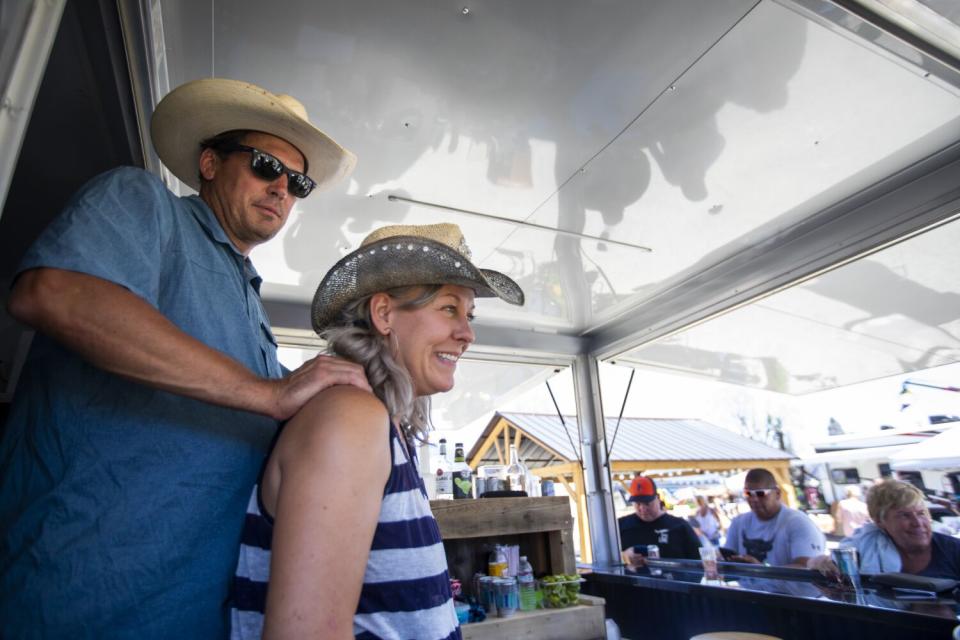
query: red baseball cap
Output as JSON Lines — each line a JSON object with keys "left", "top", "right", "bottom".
{"left": 628, "top": 476, "right": 658, "bottom": 503}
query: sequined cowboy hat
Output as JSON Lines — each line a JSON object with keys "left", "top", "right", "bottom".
{"left": 150, "top": 78, "right": 356, "bottom": 192}
{"left": 311, "top": 223, "right": 524, "bottom": 333}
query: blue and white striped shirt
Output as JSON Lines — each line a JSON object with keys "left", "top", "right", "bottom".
{"left": 231, "top": 423, "right": 461, "bottom": 640}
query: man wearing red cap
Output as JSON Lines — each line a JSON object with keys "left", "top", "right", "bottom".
{"left": 619, "top": 475, "right": 702, "bottom": 568}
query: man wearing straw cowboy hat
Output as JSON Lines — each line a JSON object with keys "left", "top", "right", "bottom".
{"left": 0, "top": 79, "right": 369, "bottom": 637}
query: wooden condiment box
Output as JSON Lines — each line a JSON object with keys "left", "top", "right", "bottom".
{"left": 431, "top": 497, "right": 606, "bottom": 640}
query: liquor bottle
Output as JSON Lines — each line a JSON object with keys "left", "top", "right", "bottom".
{"left": 517, "top": 556, "right": 536, "bottom": 611}
{"left": 435, "top": 438, "right": 453, "bottom": 500}
{"left": 452, "top": 442, "right": 473, "bottom": 499}
{"left": 505, "top": 444, "right": 527, "bottom": 494}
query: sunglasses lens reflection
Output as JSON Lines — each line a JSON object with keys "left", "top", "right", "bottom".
{"left": 250, "top": 152, "right": 284, "bottom": 181}
{"left": 229, "top": 145, "right": 315, "bottom": 198}
{"left": 287, "top": 174, "right": 314, "bottom": 198}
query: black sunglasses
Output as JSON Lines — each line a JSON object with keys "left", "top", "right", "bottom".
{"left": 216, "top": 143, "right": 316, "bottom": 198}
{"left": 744, "top": 488, "right": 778, "bottom": 498}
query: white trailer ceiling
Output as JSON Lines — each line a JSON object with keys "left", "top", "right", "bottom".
{"left": 137, "top": 0, "right": 960, "bottom": 420}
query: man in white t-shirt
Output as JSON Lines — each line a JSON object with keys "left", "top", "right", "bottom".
{"left": 725, "top": 468, "right": 825, "bottom": 568}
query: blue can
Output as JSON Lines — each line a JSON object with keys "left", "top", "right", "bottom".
{"left": 831, "top": 547, "right": 860, "bottom": 588}
{"left": 494, "top": 577, "right": 519, "bottom": 617}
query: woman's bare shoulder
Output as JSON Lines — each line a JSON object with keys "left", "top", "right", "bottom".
{"left": 279, "top": 386, "right": 389, "bottom": 449}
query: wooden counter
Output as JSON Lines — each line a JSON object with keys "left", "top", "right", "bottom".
{"left": 462, "top": 594, "right": 606, "bottom": 640}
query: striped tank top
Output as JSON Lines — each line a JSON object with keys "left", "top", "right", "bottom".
{"left": 231, "top": 422, "right": 461, "bottom": 640}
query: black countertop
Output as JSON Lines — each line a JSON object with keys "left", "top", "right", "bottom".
{"left": 581, "top": 559, "right": 959, "bottom": 637}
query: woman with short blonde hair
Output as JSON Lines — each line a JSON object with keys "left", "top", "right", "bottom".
{"left": 866, "top": 479, "right": 927, "bottom": 524}
{"left": 810, "top": 479, "right": 959, "bottom": 579}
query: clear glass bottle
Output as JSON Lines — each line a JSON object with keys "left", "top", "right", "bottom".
{"left": 452, "top": 442, "right": 473, "bottom": 499}
{"left": 505, "top": 444, "right": 527, "bottom": 493}
{"left": 435, "top": 438, "right": 453, "bottom": 500}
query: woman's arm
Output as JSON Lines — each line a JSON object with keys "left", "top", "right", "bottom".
{"left": 261, "top": 386, "right": 392, "bottom": 640}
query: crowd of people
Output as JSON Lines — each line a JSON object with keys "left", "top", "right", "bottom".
{"left": 617, "top": 468, "right": 960, "bottom": 580}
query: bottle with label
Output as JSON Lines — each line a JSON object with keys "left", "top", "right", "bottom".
{"left": 517, "top": 555, "right": 536, "bottom": 611}
{"left": 505, "top": 443, "right": 527, "bottom": 494}
{"left": 488, "top": 544, "right": 508, "bottom": 577}
{"left": 452, "top": 442, "right": 473, "bottom": 499}
{"left": 435, "top": 438, "right": 453, "bottom": 500}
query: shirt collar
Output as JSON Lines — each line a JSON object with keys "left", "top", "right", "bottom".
{"left": 186, "top": 195, "right": 264, "bottom": 293}
{"left": 186, "top": 195, "right": 238, "bottom": 252}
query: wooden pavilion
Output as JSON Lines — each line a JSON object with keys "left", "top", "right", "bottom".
{"left": 466, "top": 411, "right": 796, "bottom": 562}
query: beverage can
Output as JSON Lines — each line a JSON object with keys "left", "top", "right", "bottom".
{"left": 647, "top": 544, "right": 662, "bottom": 576}
{"left": 541, "top": 480, "right": 555, "bottom": 496}
{"left": 478, "top": 576, "right": 498, "bottom": 615}
{"left": 832, "top": 547, "right": 860, "bottom": 587}
{"left": 494, "top": 577, "right": 519, "bottom": 617}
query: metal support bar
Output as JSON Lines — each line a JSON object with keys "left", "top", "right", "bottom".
{"left": 571, "top": 354, "right": 619, "bottom": 566}
{"left": 116, "top": 0, "right": 173, "bottom": 189}
{"left": 0, "top": 0, "right": 66, "bottom": 214}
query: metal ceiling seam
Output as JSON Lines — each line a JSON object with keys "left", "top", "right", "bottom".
{"left": 622, "top": 173, "right": 960, "bottom": 347}
{"left": 0, "top": 0, "right": 65, "bottom": 215}
{"left": 780, "top": 0, "right": 960, "bottom": 90}
{"left": 832, "top": 0, "right": 960, "bottom": 74}
{"left": 584, "top": 143, "right": 960, "bottom": 361}
{"left": 386, "top": 194, "right": 651, "bottom": 252}
{"left": 116, "top": 0, "right": 173, "bottom": 189}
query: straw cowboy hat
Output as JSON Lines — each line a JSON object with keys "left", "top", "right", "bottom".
{"left": 311, "top": 223, "right": 524, "bottom": 333}
{"left": 150, "top": 78, "right": 356, "bottom": 192}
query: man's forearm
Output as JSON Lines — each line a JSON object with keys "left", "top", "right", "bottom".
{"left": 9, "top": 268, "right": 279, "bottom": 416}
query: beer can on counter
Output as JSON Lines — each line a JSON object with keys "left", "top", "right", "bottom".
{"left": 647, "top": 544, "right": 662, "bottom": 576}
{"left": 831, "top": 546, "right": 860, "bottom": 588}
{"left": 494, "top": 578, "right": 519, "bottom": 618}
{"left": 478, "top": 576, "right": 498, "bottom": 615}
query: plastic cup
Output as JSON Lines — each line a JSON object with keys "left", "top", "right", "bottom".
{"left": 699, "top": 546, "right": 720, "bottom": 580}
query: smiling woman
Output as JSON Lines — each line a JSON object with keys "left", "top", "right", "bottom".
{"left": 810, "top": 479, "right": 960, "bottom": 579}
{"left": 229, "top": 223, "right": 523, "bottom": 640}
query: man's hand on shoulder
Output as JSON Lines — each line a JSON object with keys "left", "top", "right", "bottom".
{"left": 270, "top": 354, "right": 371, "bottom": 421}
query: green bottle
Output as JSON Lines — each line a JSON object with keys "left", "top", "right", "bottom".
{"left": 452, "top": 442, "right": 473, "bottom": 499}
